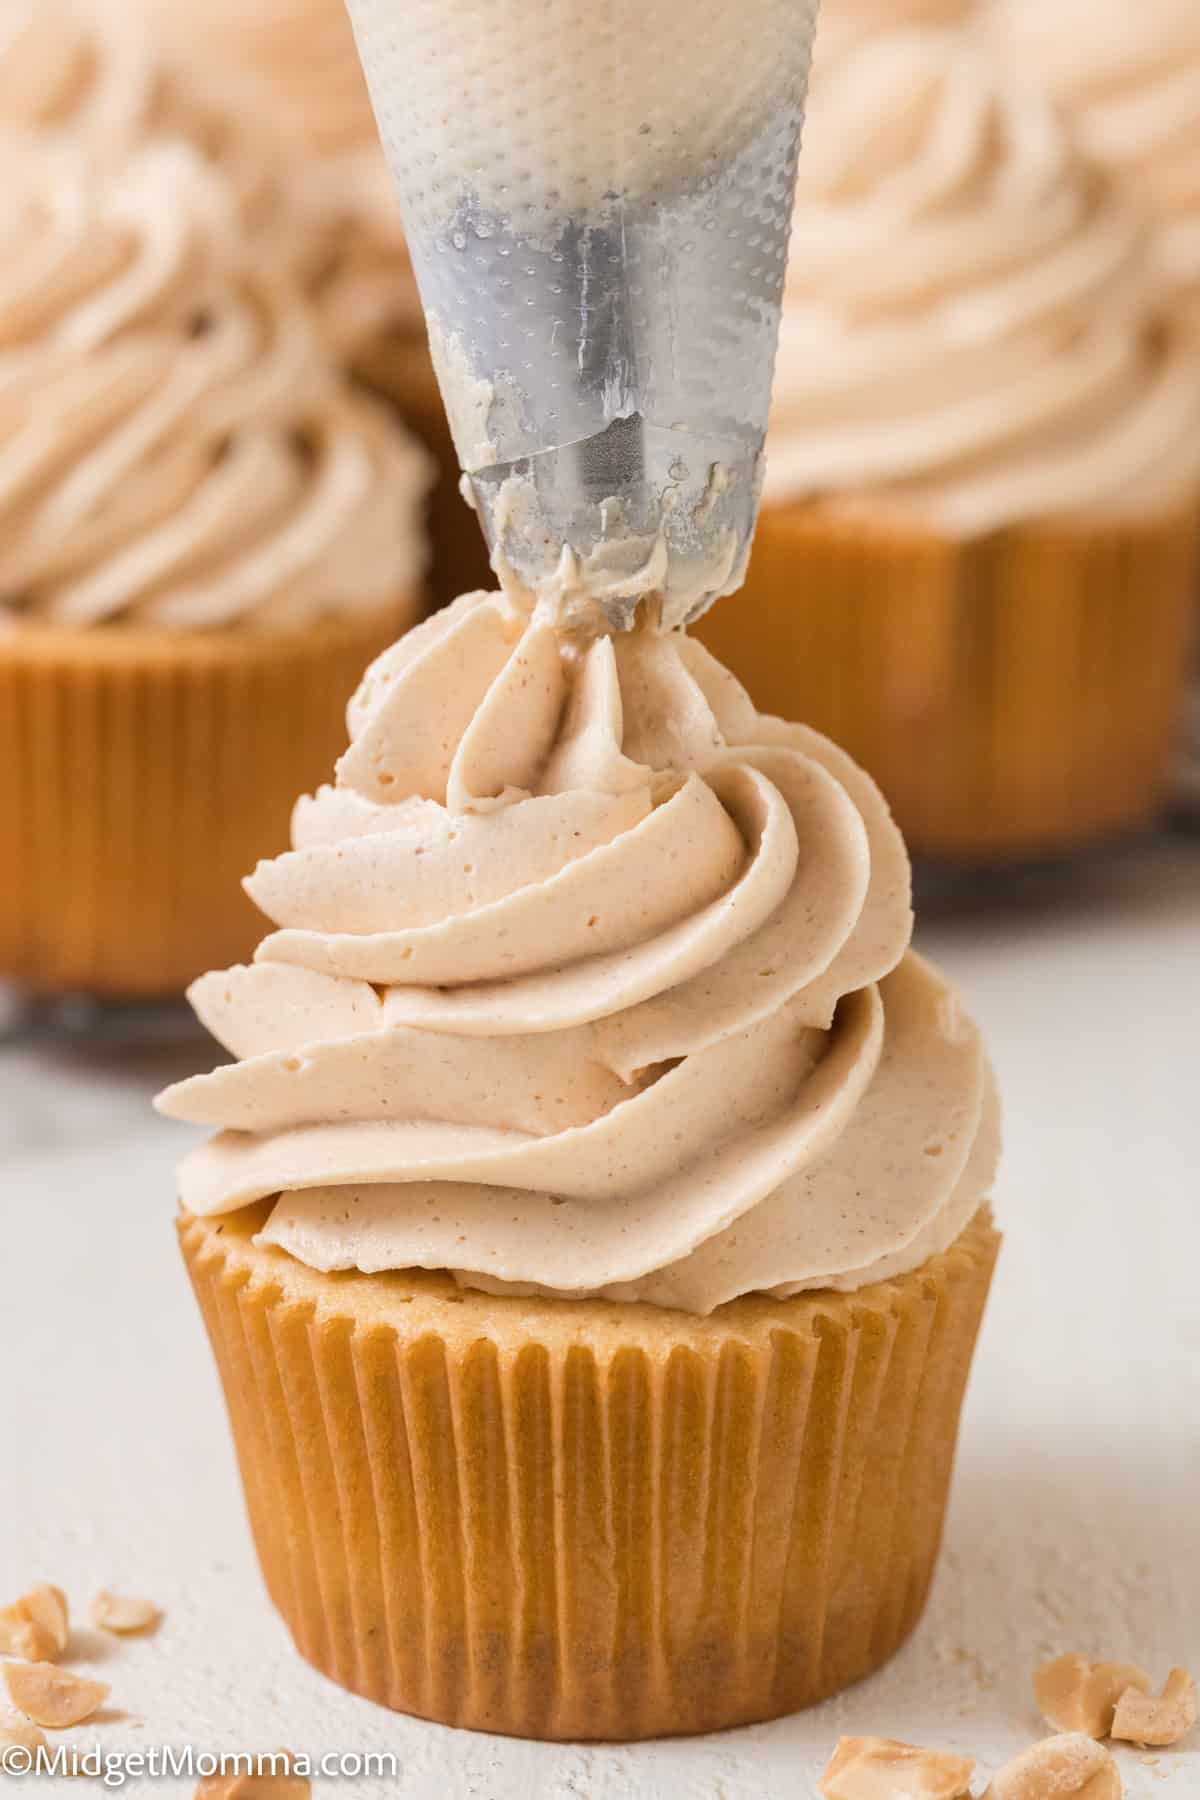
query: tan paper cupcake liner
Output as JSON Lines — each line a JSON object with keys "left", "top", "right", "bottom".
{"left": 0, "top": 606, "right": 409, "bottom": 996}
{"left": 180, "top": 1204, "right": 999, "bottom": 1741}
{"left": 697, "top": 503, "right": 1200, "bottom": 858}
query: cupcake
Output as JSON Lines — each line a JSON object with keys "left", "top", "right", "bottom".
{"left": 994, "top": 0, "right": 1200, "bottom": 333}
{"left": 162, "top": 587, "right": 1000, "bottom": 1739}
{"left": 134, "top": 0, "right": 493, "bottom": 608}
{"left": 697, "top": 30, "right": 1200, "bottom": 860}
{"left": 0, "top": 142, "right": 428, "bottom": 997}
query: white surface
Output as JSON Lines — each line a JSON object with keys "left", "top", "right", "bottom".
{"left": 2, "top": 840, "right": 1198, "bottom": 1797}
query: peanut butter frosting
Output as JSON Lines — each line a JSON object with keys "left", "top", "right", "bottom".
{"left": 0, "top": 0, "right": 274, "bottom": 226}
{"left": 767, "top": 28, "right": 1200, "bottom": 532}
{"left": 159, "top": 589, "right": 999, "bottom": 1314}
{"left": 996, "top": 0, "right": 1200, "bottom": 328}
{"left": 0, "top": 0, "right": 162, "bottom": 152}
{"left": 135, "top": 0, "right": 422, "bottom": 355}
{"left": 813, "top": 0, "right": 974, "bottom": 72}
{"left": 0, "top": 142, "right": 428, "bottom": 631}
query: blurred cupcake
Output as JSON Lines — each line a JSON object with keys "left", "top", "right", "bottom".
{"left": 0, "top": 142, "right": 428, "bottom": 997}
{"left": 813, "top": 0, "right": 975, "bottom": 70}
{"left": 699, "top": 30, "right": 1200, "bottom": 859}
{"left": 994, "top": 0, "right": 1200, "bottom": 333}
{"left": 164, "top": 591, "right": 1000, "bottom": 1738}
{"left": 135, "top": 0, "right": 492, "bottom": 606}
{"left": 0, "top": 0, "right": 275, "bottom": 225}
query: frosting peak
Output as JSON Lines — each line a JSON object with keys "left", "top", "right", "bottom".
{"left": 160, "top": 593, "right": 998, "bottom": 1313}
{"left": 768, "top": 28, "right": 1200, "bottom": 531}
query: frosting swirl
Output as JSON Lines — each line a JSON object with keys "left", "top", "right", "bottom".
{"left": 134, "top": 0, "right": 421, "bottom": 354}
{"left": 159, "top": 590, "right": 999, "bottom": 1315}
{"left": 768, "top": 29, "right": 1200, "bottom": 532}
{"left": 0, "top": 0, "right": 163, "bottom": 152}
{"left": 0, "top": 0, "right": 275, "bottom": 227}
{"left": 0, "top": 143, "right": 428, "bottom": 630}
{"left": 813, "top": 0, "right": 972, "bottom": 72}
{"left": 996, "top": 0, "right": 1200, "bottom": 327}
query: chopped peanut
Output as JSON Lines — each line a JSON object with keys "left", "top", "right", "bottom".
{"left": 0, "top": 1707, "right": 48, "bottom": 1756}
{"left": 1033, "top": 1654, "right": 1151, "bottom": 1738}
{"left": 984, "top": 1734, "right": 1120, "bottom": 1800}
{"left": 820, "top": 1734, "right": 974, "bottom": 1799}
{"left": 1111, "top": 1668, "right": 1197, "bottom": 1748}
{"left": 0, "top": 1607, "right": 56, "bottom": 1664}
{"left": 194, "top": 1751, "right": 310, "bottom": 1798}
{"left": 90, "top": 1591, "right": 161, "bottom": 1636}
{"left": 1, "top": 1662, "right": 109, "bottom": 1730}
{"left": 17, "top": 1588, "right": 69, "bottom": 1656}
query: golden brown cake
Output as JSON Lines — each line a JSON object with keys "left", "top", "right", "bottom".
{"left": 0, "top": 142, "right": 428, "bottom": 995}
{"left": 698, "top": 29, "right": 1200, "bottom": 860}
{"left": 160, "top": 589, "right": 1001, "bottom": 1737}
{"left": 180, "top": 1201, "right": 997, "bottom": 1739}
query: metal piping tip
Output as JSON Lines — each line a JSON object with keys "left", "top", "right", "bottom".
{"left": 344, "top": 0, "right": 819, "bottom": 627}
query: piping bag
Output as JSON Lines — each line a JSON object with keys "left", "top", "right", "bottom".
{"left": 343, "top": 0, "right": 819, "bottom": 629}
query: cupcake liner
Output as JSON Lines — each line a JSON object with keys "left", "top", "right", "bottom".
{"left": 352, "top": 331, "right": 495, "bottom": 611}
{"left": 0, "top": 607, "right": 409, "bottom": 996}
{"left": 697, "top": 503, "right": 1200, "bottom": 858}
{"left": 180, "top": 1204, "right": 999, "bottom": 1741}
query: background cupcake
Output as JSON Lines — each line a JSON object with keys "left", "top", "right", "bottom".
{"left": 164, "top": 592, "right": 1000, "bottom": 1739}
{"left": 134, "top": 0, "right": 492, "bottom": 605}
{"left": 0, "top": 141, "right": 428, "bottom": 996}
{"left": 698, "top": 28, "right": 1200, "bottom": 860}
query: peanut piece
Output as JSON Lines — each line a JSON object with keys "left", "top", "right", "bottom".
{"left": 17, "top": 1588, "right": 69, "bottom": 1656}
{"left": 90, "top": 1591, "right": 161, "bottom": 1635}
{"left": 0, "top": 1707, "right": 48, "bottom": 1756}
{"left": 820, "top": 1735, "right": 975, "bottom": 1798}
{"left": 194, "top": 1751, "right": 310, "bottom": 1798}
{"left": 1111, "top": 1667, "right": 1197, "bottom": 1748}
{"left": 1, "top": 1662, "right": 109, "bottom": 1730}
{"left": 0, "top": 1608, "right": 56, "bottom": 1664}
{"left": 1033, "top": 1654, "right": 1151, "bottom": 1738}
{"left": 984, "top": 1734, "right": 1120, "bottom": 1799}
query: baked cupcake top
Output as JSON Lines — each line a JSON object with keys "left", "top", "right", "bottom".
{"left": 995, "top": 0, "right": 1200, "bottom": 328}
{"left": 767, "top": 28, "right": 1200, "bottom": 532}
{"left": 0, "top": 143, "right": 428, "bottom": 631}
{"left": 159, "top": 589, "right": 999, "bottom": 1315}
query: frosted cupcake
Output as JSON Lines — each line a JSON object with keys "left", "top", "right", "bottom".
{"left": 0, "top": 143, "right": 428, "bottom": 996}
{"left": 134, "top": 0, "right": 491, "bottom": 607}
{"left": 163, "top": 586, "right": 1000, "bottom": 1740}
{"left": 698, "top": 30, "right": 1200, "bottom": 859}
{"left": 995, "top": 0, "right": 1200, "bottom": 333}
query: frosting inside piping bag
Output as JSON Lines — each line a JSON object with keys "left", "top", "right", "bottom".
{"left": 160, "top": 589, "right": 998, "bottom": 1313}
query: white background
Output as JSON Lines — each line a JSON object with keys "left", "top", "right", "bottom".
{"left": 2, "top": 839, "right": 1197, "bottom": 1797}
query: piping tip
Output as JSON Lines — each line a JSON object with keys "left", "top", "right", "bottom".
{"left": 344, "top": 0, "right": 819, "bottom": 627}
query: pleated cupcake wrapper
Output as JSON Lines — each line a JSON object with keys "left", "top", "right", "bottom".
{"left": 180, "top": 1205, "right": 999, "bottom": 1741}
{"left": 698, "top": 503, "right": 1200, "bottom": 859}
{"left": 0, "top": 608, "right": 407, "bottom": 996}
